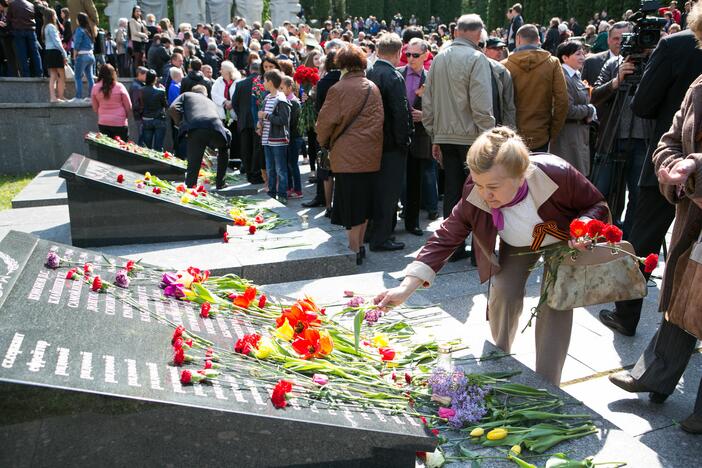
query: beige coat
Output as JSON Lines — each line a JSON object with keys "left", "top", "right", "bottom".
{"left": 652, "top": 75, "right": 702, "bottom": 339}
{"left": 550, "top": 68, "right": 595, "bottom": 175}
{"left": 67, "top": 0, "right": 98, "bottom": 37}
{"left": 315, "top": 71, "right": 384, "bottom": 173}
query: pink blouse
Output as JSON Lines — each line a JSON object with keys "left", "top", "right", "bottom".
{"left": 91, "top": 81, "right": 132, "bottom": 127}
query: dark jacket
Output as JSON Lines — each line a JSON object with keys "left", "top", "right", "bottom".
{"left": 7, "top": 0, "right": 36, "bottom": 31}
{"left": 632, "top": 30, "right": 702, "bottom": 187}
{"left": 128, "top": 79, "right": 144, "bottom": 120}
{"left": 232, "top": 73, "right": 257, "bottom": 131}
{"left": 366, "top": 59, "right": 412, "bottom": 153}
{"left": 203, "top": 51, "right": 222, "bottom": 78}
{"left": 227, "top": 46, "right": 249, "bottom": 72}
{"left": 315, "top": 69, "right": 341, "bottom": 113}
{"left": 543, "top": 27, "right": 561, "bottom": 55}
{"left": 180, "top": 70, "right": 212, "bottom": 97}
{"left": 407, "top": 154, "right": 610, "bottom": 284}
{"left": 581, "top": 50, "right": 610, "bottom": 87}
{"left": 398, "top": 65, "right": 430, "bottom": 159}
{"left": 137, "top": 85, "right": 167, "bottom": 120}
{"left": 289, "top": 97, "right": 301, "bottom": 140}
{"left": 168, "top": 92, "right": 231, "bottom": 143}
{"left": 146, "top": 43, "right": 171, "bottom": 77}
{"left": 262, "top": 92, "right": 291, "bottom": 145}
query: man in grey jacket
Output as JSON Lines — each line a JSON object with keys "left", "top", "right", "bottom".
{"left": 422, "top": 14, "right": 495, "bottom": 260}
{"left": 480, "top": 32, "right": 516, "bottom": 129}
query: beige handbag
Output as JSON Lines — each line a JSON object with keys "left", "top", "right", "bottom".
{"left": 543, "top": 241, "right": 648, "bottom": 310}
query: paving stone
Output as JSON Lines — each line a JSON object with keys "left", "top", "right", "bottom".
{"left": 11, "top": 171, "right": 67, "bottom": 208}
{"left": 0, "top": 205, "right": 70, "bottom": 243}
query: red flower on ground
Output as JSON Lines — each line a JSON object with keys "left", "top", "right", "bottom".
{"left": 271, "top": 379, "right": 293, "bottom": 408}
{"left": 379, "top": 347, "right": 396, "bottom": 361}
{"left": 91, "top": 276, "right": 103, "bottom": 292}
{"left": 569, "top": 219, "right": 587, "bottom": 238}
{"left": 248, "top": 225, "right": 257, "bottom": 235}
{"left": 234, "top": 333, "right": 262, "bottom": 355}
{"left": 586, "top": 219, "right": 606, "bottom": 239}
{"left": 431, "top": 428, "right": 440, "bottom": 436}
{"left": 83, "top": 263, "right": 93, "bottom": 274}
{"left": 603, "top": 224, "right": 623, "bottom": 243}
{"left": 172, "top": 325, "right": 186, "bottom": 344}
{"left": 125, "top": 259, "right": 135, "bottom": 272}
{"left": 173, "top": 347, "right": 185, "bottom": 366}
{"left": 65, "top": 268, "right": 78, "bottom": 280}
{"left": 643, "top": 253, "right": 659, "bottom": 273}
{"left": 152, "top": 187, "right": 161, "bottom": 194}
{"left": 116, "top": 174, "right": 124, "bottom": 183}
{"left": 223, "top": 232, "right": 230, "bottom": 243}
{"left": 234, "top": 216, "right": 247, "bottom": 226}
{"left": 232, "top": 286, "right": 257, "bottom": 309}
{"left": 180, "top": 369, "right": 192, "bottom": 384}
{"left": 176, "top": 184, "right": 186, "bottom": 193}
{"left": 173, "top": 337, "right": 184, "bottom": 349}
{"left": 276, "top": 296, "right": 322, "bottom": 334}
{"left": 200, "top": 302, "right": 212, "bottom": 318}
{"left": 291, "top": 328, "right": 334, "bottom": 359}
{"left": 258, "top": 294, "right": 267, "bottom": 309}
{"left": 254, "top": 214, "right": 264, "bottom": 224}
{"left": 204, "top": 359, "right": 213, "bottom": 369}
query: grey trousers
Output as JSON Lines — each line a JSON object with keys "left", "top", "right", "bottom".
{"left": 488, "top": 243, "right": 574, "bottom": 385}
{"left": 632, "top": 319, "right": 702, "bottom": 416}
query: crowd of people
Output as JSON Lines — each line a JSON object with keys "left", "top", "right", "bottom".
{"left": 2, "top": 0, "right": 702, "bottom": 434}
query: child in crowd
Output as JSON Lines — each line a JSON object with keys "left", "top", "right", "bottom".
{"left": 282, "top": 76, "right": 303, "bottom": 199}
{"left": 258, "top": 69, "right": 291, "bottom": 204}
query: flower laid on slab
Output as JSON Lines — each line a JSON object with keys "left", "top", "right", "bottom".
{"left": 271, "top": 379, "right": 293, "bottom": 409}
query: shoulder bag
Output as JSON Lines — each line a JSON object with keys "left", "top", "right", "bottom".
{"left": 317, "top": 85, "right": 372, "bottom": 170}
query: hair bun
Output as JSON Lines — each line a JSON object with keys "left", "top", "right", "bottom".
{"left": 490, "top": 126, "right": 516, "bottom": 139}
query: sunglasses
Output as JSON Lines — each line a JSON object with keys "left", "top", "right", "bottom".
{"left": 405, "top": 52, "right": 423, "bottom": 58}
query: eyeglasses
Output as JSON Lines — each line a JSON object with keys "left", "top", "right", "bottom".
{"left": 405, "top": 52, "right": 423, "bottom": 58}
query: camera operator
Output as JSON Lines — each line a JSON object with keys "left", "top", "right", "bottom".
{"left": 590, "top": 21, "right": 655, "bottom": 237}
{"left": 599, "top": 1, "right": 702, "bottom": 336}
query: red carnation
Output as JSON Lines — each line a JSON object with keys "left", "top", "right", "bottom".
{"left": 200, "top": 302, "right": 212, "bottom": 318}
{"left": 643, "top": 253, "right": 659, "bottom": 273}
{"left": 569, "top": 219, "right": 587, "bottom": 238}
{"left": 405, "top": 372, "right": 412, "bottom": 384}
{"left": 431, "top": 428, "right": 440, "bottom": 436}
{"left": 271, "top": 379, "right": 293, "bottom": 409}
{"left": 258, "top": 294, "right": 267, "bottom": 309}
{"left": 379, "top": 347, "right": 396, "bottom": 361}
{"left": 125, "top": 260, "right": 135, "bottom": 272}
{"left": 248, "top": 225, "right": 257, "bottom": 235}
{"left": 416, "top": 452, "right": 427, "bottom": 461}
{"left": 180, "top": 369, "right": 192, "bottom": 384}
{"left": 173, "top": 337, "right": 184, "bottom": 349}
{"left": 173, "top": 347, "right": 185, "bottom": 366}
{"left": 116, "top": 174, "right": 124, "bottom": 183}
{"left": 204, "top": 359, "right": 213, "bottom": 369}
{"left": 91, "top": 275, "right": 103, "bottom": 292}
{"left": 172, "top": 325, "right": 186, "bottom": 344}
{"left": 586, "top": 219, "right": 606, "bottom": 239}
{"left": 255, "top": 214, "right": 264, "bottom": 224}
{"left": 65, "top": 268, "right": 78, "bottom": 280}
{"left": 152, "top": 187, "right": 161, "bottom": 195}
{"left": 223, "top": 232, "right": 230, "bottom": 243}
{"left": 603, "top": 224, "right": 623, "bottom": 243}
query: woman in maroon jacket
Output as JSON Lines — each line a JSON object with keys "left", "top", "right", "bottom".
{"left": 375, "top": 127, "right": 609, "bottom": 385}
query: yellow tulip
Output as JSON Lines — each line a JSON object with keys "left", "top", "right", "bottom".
{"left": 275, "top": 319, "right": 294, "bottom": 341}
{"left": 255, "top": 339, "right": 273, "bottom": 359}
{"left": 469, "top": 427, "right": 484, "bottom": 437}
{"left": 144, "top": 172, "right": 152, "bottom": 180}
{"left": 486, "top": 428, "right": 508, "bottom": 440}
{"left": 134, "top": 179, "right": 144, "bottom": 184}
{"left": 182, "top": 289, "right": 197, "bottom": 301}
{"left": 175, "top": 271, "right": 194, "bottom": 289}
{"left": 510, "top": 445, "right": 521, "bottom": 455}
{"left": 181, "top": 195, "right": 191, "bottom": 204}
{"left": 372, "top": 334, "right": 389, "bottom": 348}
{"left": 198, "top": 169, "right": 205, "bottom": 177}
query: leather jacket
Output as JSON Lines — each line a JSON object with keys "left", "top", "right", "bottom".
{"left": 405, "top": 154, "right": 610, "bottom": 285}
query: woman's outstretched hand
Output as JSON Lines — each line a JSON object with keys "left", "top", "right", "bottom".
{"left": 373, "top": 276, "right": 423, "bottom": 309}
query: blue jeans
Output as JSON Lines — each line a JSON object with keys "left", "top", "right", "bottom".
{"left": 142, "top": 118, "right": 166, "bottom": 150}
{"left": 264, "top": 145, "right": 288, "bottom": 199}
{"left": 592, "top": 138, "right": 647, "bottom": 238}
{"left": 13, "top": 30, "right": 42, "bottom": 77}
{"left": 74, "top": 53, "right": 95, "bottom": 98}
{"left": 286, "top": 137, "right": 303, "bottom": 192}
{"left": 421, "top": 158, "right": 439, "bottom": 213}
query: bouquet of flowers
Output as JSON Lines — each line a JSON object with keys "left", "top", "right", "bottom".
{"left": 293, "top": 66, "right": 320, "bottom": 135}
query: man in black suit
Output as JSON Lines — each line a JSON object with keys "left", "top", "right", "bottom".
{"left": 599, "top": 28, "right": 702, "bottom": 336}
{"left": 399, "top": 38, "right": 431, "bottom": 237}
{"left": 232, "top": 61, "right": 264, "bottom": 184}
{"left": 506, "top": 3, "right": 523, "bottom": 52}
{"left": 367, "top": 33, "right": 413, "bottom": 252}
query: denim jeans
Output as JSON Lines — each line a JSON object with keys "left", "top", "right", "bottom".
{"left": 286, "top": 137, "right": 303, "bottom": 192}
{"left": 592, "top": 138, "right": 647, "bottom": 238}
{"left": 13, "top": 30, "right": 42, "bottom": 77}
{"left": 264, "top": 145, "right": 288, "bottom": 199}
{"left": 74, "top": 53, "right": 95, "bottom": 98}
{"left": 142, "top": 118, "right": 166, "bottom": 150}
{"left": 421, "top": 158, "right": 439, "bottom": 213}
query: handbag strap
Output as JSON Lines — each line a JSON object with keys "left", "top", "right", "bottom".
{"left": 329, "top": 85, "right": 371, "bottom": 150}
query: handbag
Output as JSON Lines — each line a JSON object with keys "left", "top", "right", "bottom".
{"left": 665, "top": 230, "right": 702, "bottom": 340}
{"left": 543, "top": 241, "right": 647, "bottom": 310}
{"left": 317, "top": 85, "right": 372, "bottom": 170}
{"left": 64, "top": 63, "right": 74, "bottom": 80}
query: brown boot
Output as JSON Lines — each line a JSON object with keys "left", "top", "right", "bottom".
{"left": 680, "top": 414, "right": 702, "bottom": 434}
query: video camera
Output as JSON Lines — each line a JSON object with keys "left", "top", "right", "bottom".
{"left": 620, "top": 1, "right": 667, "bottom": 80}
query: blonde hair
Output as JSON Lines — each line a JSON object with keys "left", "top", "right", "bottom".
{"left": 688, "top": 1, "right": 702, "bottom": 46}
{"left": 467, "top": 127, "right": 530, "bottom": 177}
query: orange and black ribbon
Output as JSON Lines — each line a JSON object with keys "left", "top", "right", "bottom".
{"left": 531, "top": 221, "right": 569, "bottom": 251}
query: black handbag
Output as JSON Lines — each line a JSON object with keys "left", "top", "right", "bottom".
{"left": 317, "top": 86, "right": 372, "bottom": 170}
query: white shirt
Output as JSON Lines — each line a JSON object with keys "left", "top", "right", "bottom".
{"left": 562, "top": 63, "right": 580, "bottom": 79}
{"left": 498, "top": 193, "right": 560, "bottom": 248}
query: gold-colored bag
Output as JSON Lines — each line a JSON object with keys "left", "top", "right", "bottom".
{"left": 544, "top": 241, "right": 648, "bottom": 310}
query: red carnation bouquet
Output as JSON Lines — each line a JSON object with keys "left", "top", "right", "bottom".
{"left": 293, "top": 66, "right": 320, "bottom": 135}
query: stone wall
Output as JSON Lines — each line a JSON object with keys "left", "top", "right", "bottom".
{"left": 0, "top": 77, "right": 133, "bottom": 103}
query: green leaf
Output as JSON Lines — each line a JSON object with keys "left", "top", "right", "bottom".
{"left": 458, "top": 444, "right": 479, "bottom": 458}
{"left": 353, "top": 309, "right": 365, "bottom": 352}
{"left": 190, "top": 282, "right": 223, "bottom": 305}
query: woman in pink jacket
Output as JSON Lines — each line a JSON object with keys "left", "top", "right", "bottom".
{"left": 91, "top": 64, "right": 132, "bottom": 140}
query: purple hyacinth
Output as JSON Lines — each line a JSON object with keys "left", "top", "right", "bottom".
{"left": 346, "top": 296, "right": 365, "bottom": 308}
{"left": 45, "top": 251, "right": 61, "bottom": 269}
{"left": 428, "top": 369, "right": 489, "bottom": 428}
{"left": 115, "top": 269, "right": 130, "bottom": 289}
{"left": 364, "top": 308, "right": 382, "bottom": 325}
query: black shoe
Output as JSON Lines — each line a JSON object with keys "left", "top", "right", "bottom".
{"left": 308, "top": 176, "right": 318, "bottom": 183}
{"left": 324, "top": 208, "right": 331, "bottom": 218}
{"left": 680, "top": 414, "right": 702, "bottom": 434}
{"left": 427, "top": 211, "right": 439, "bottom": 221}
{"left": 302, "top": 198, "right": 325, "bottom": 208}
{"left": 448, "top": 247, "right": 470, "bottom": 262}
{"left": 405, "top": 226, "right": 423, "bottom": 236}
{"left": 248, "top": 176, "right": 264, "bottom": 184}
{"left": 599, "top": 309, "right": 636, "bottom": 337}
{"left": 608, "top": 372, "right": 668, "bottom": 403}
{"left": 359, "top": 246, "right": 366, "bottom": 259}
{"left": 356, "top": 251, "right": 363, "bottom": 265}
{"left": 370, "top": 240, "right": 405, "bottom": 252}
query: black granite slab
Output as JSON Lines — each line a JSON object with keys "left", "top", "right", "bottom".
{"left": 85, "top": 136, "right": 186, "bottom": 180}
{"left": 60, "top": 154, "right": 232, "bottom": 247}
{"left": 0, "top": 231, "right": 435, "bottom": 467}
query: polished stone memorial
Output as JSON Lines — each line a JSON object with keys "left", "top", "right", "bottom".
{"left": 60, "top": 154, "right": 265, "bottom": 247}
{"left": 0, "top": 231, "right": 436, "bottom": 467}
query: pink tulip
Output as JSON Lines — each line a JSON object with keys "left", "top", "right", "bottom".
{"left": 312, "top": 374, "right": 329, "bottom": 386}
{"left": 438, "top": 407, "right": 456, "bottom": 419}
